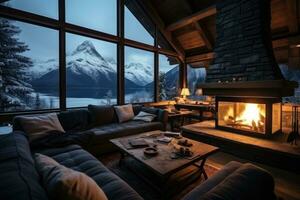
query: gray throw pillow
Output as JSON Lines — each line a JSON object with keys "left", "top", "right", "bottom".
{"left": 133, "top": 111, "right": 156, "bottom": 122}
{"left": 114, "top": 104, "right": 135, "bottom": 123}
{"left": 34, "top": 153, "right": 108, "bottom": 200}
{"left": 19, "top": 113, "right": 65, "bottom": 141}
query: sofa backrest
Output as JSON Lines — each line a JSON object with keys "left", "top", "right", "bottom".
{"left": 13, "top": 109, "right": 91, "bottom": 132}
{"left": 88, "top": 105, "right": 118, "bottom": 126}
{"left": 57, "top": 109, "right": 91, "bottom": 131}
{"left": 0, "top": 132, "right": 48, "bottom": 200}
{"left": 88, "top": 104, "right": 144, "bottom": 127}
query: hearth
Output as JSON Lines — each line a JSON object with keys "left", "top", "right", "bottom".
{"left": 197, "top": 0, "right": 298, "bottom": 139}
{"left": 216, "top": 96, "right": 281, "bottom": 137}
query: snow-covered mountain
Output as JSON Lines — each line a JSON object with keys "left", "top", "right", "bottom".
{"left": 125, "top": 63, "right": 153, "bottom": 86}
{"left": 28, "top": 40, "right": 139, "bottom": 88}
{"left": 66, "top": 40, "right": 116, "bottom": 83}
{"left": 28, "top": 58, "right": 58, "bottom": 80}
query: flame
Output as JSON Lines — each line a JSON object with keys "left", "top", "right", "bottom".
{"left": 223, "top": 103, "right": 265, "bottom": 132}
{"left": 236, "top": 103, "right": 265, "bottom": 127}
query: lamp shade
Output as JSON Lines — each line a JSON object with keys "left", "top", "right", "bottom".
{"left": 180, "top": 88, "right": 190, "bottom": 96}
{"left": 195, "top": 88, "right": 203, "bottom": 96}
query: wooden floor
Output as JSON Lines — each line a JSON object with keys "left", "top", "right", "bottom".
{"left": 206, "top": 152, "right": 300, "bottom": 200}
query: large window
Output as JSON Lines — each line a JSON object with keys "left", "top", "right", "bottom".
{"left": 125, "top": 46, "right": 154, "bottom": 103}
{"left": 187, "top": 65, "right": 206, "bottom": 100}
{"left": 125, "top": 5, "right": 154, "bottom": 45}
{"left": 1, "top": 0, "right": 58, "bottom": 19}
{"left": 0, "top": 1, "right": 180, "bottom": 116}
{"left": 0, "top": 18, "right": 59, "bottom": 112}
{"left": 280, "top": 64, "right": 300, "bottom": 103}
{"left": 66, "top": 0, "right": 116, "bottom": 35}
{"left": 159, "top": 54, "right": 180, "bottom": 101}
{"left": 66, "top": 33, "right": 117, "bottom": 108}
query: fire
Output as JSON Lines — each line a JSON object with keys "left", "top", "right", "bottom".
{"left": 236, "top": 103, "right": 265, "bottom": 128}
{"left": 224, "top": 103, "right": 265, "bottom": 132}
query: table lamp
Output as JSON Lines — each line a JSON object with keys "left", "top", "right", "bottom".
{"left": 195, "top": 88, "right": 203, "bottom": 96}
{"left": 180, "top": 88, "right": 190, "bottom": 99}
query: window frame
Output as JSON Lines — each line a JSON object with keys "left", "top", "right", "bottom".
{"left": 0, "top": 0, "right": 181, "bottom": 120}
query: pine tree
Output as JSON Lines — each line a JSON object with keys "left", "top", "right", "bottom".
{"left": 0, "top": 18, "right": 33, "bottom": 111}
{"left": 158, "top": 71, "right": 167, "bottom": 100}
{"left": 35, "top": 93, "right": 41, "bottom": 109}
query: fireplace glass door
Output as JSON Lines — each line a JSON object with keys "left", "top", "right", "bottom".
{"left": 218, "top": 102, "right": 266, "bottom": 134}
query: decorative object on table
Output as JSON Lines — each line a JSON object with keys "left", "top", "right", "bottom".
{"left": 287, "top": 105, "right": 299, "bottom": 145}
{"left": 174, "top": 96, "right": 185, "bottom": 104}
{"left": 156, "top": 136, "right": 173, "bottom": 144}
{"left": 177, "top": 139, "right": 193, "bottom": 147}
{"left": 171, "top": 146, "right": 193, "bottom": 159}
{"left": 128, "top": 138, "right": 149, "bottom": 148}
{"left": 163, "top": 131, "right": 181, "bottom": 138}
{"left": 195, "top": 88, "right": 203, "bottom": 96}
{"left": 180, "top": 88, "right": 190, "bottom": 102}
{"left": 143, "top": 147, "right": 158, "bottom": 156}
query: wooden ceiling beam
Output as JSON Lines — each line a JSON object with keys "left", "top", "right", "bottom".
{"left": 186, "top": 52, "right": 215, "bottom": 63}
{"left": 136, "top": 1, "right": 185, "bottom": 62}
{"left": 286, "top": 0, "right": 299, "bottom": 33}
{"left": 192, "top": 22, "right": 213, "bottom": 50}
{"left": 166, "top": 6, "right": 216, "bottom": 32}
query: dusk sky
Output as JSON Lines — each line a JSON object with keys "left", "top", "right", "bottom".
{"left": 2, "top": 0, "right": 176, "bottom": 71}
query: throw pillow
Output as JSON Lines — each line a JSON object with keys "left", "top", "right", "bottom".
{"left": 19, "top": 113, "right": 65, "bottom": 141}
{"left": 114, "top": 104, "right": 135, "bottom": 123}
{"left": 34, "top": 153, "right": 108, "bottom": 200}
{"left": 88, "top": 105, "right": 116, "bottom": 126}
{"left": 133, "top": 111, "right": 156, "bottom": 122}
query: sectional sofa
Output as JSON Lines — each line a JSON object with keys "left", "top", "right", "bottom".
{"left": 13, "top": 104, "right": 168, "bottom": 155}
{"left": 0, "top": 104, "right": 277, "bottom": 200}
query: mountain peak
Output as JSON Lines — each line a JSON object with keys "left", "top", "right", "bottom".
{"left": 71, "top": 40, "right": 104, "bottom": 61}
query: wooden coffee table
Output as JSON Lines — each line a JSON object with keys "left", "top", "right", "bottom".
{"left": 110, "top": 130, "right": 219, "bottom": 197}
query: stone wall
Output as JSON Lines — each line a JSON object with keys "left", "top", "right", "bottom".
{"left": 206, "top": 0, "right": 284, "bottom": 82}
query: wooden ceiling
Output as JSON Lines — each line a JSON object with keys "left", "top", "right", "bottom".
{"left": 145, "top": 0, "right": 300, "bottom": 67}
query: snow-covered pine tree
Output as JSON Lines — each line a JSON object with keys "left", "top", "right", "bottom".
{"left": 158, "top": 71, "right": 167, "bottom": 100}
{"left": 0, "top": 18, "right": 33, "bottom": 111}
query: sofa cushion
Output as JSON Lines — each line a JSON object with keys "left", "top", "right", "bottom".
{"left": 182, "top": 161, "right": 242, "bottom": 200}
{"left": 141, "top": 107, "right": 159, "bottom": 115}
{"left": 18, "top": 113, "right": 65, "bottom": 141}
{"left": 183, "top": 161, "right": 276, "bottom": 200}
{"left": 57, "top": 109, "right": 91, "bottom": 131}
{"left": 35, "top": 145, "right": 143, "bottom": 200}
{"left": 35, "top": 153, "right": 108, "bottom": 200}
{"left": 132, "top": 104, "right": 143, "bottom": 115}
{"left": 88, "top": 105, "right": 116, "bottom": 126}
{"left": 90, "top": 121, "right": 163, "bottom": 144}
{"left": 0, "top": 132, "right": 48, "bottom": 200}
{"left": 114, "top": 104, "right": 135, "bottom": 123}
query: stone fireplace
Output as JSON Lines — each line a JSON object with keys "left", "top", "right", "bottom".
{"left": 198, "top": 0, "right": 298, "bottom": 138}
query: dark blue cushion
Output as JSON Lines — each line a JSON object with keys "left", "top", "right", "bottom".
{"left": 36, "top": 145, "right": 143, "bottom": 200}
{"left": 57, "top": 109, "right": 91, "bottom": 131}
{"left": 0, "top": 132, "right": 48, "bottom": 200}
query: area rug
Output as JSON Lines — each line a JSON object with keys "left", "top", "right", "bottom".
{"left": 100, "top": 153, "right": 219, "bottom": 200}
